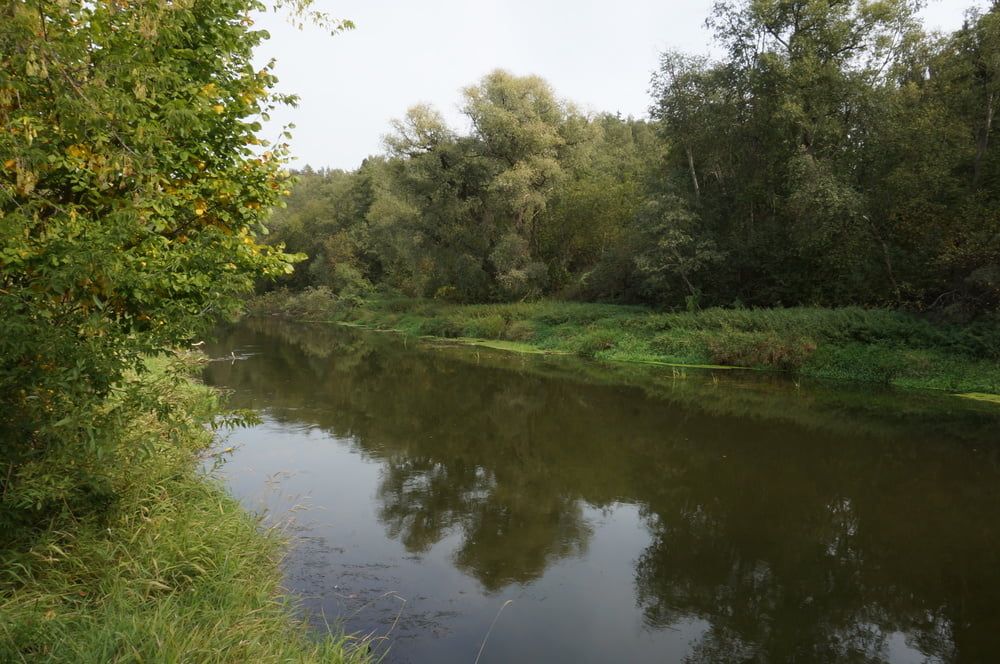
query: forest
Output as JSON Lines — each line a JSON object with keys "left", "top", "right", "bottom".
{"left": 266, "top": 0, "right": 1000, "bottom": 321}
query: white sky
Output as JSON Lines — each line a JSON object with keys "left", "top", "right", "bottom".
{"left": 252, "top": 0, "right": 980, "bottom": 171}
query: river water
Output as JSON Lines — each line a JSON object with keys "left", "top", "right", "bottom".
{"left": 203, "top": 319, "right": 1000, "bottom": 663}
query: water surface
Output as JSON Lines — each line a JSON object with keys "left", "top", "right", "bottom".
{"left": 203, "top": 320, "right": 1000, "bottom": 663}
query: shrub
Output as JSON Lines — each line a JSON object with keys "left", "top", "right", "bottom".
{"left": 705, "top": 333, "right": 818, "bottom": 371}
{"left": 804, "top": 343, "right": 908, "bottom": 384}
{"left": 649, "top": 332, "right": 703, "bottom": 362}
{"left": 464, "top": 314, "right": 508, "bottom": 339}
{"left": 433, "top": 285, "right": 462, "bottom": 302}
{"left": 504, "top": 320, "right": 537, "bottom": 342}
{"left": 418, "top": 317, "right": 465, "bottom": 338}
{"left": 575, "top": 330, "right": 618, "bottom": 358}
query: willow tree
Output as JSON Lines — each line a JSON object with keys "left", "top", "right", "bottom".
{"left": 373, "top": 72, "right": 589, "bottom": 301}
{"left": 463, "top": 70, "right": 591, "bottom": 298}
{"left": 0, "top": 0, "right": 344, "bottom": 528}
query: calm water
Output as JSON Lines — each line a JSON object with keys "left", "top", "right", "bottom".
{"left": 203, "top": 319, "right": 1000, "bottom": 664}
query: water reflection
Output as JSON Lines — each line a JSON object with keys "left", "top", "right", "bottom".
{"left": 204, "top": 319, "right": 1000, "bottom": 663}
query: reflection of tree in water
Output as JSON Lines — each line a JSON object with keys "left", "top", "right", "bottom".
{"left": 377, "top": 456, "right": 481, "bottom": 553}
{"left": 632, "top": 434, "right": 998, "bottom": 662}
{"left": 377, "top": 455, "right": 590, "bottom": 590}
{"left": 211, "top": 320, "right": 598, "bottom": 589}
{"left": 206, "top": 320, "right": 1000, "bottom": 661}
{"left": 370, "top": 369, "right": 595, "bottom": 590}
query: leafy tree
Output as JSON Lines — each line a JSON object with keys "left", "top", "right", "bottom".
{"left": 646, "top": 0, "right": 1000, "bottom": 312}
{"left": 378, "top": 106, "right": 495, "bottom": 300}
{"left": 633, "top": 195, "right": 725, "bottom": 306}
{"left": 462, "top": 71, "right": 580, "bottom": 298}
{"left": 0, "top": 0, "right": 343, "bottom": 528}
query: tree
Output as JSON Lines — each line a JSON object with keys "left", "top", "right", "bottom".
{"left": 368, "top": 71, "right": 598, "bottom": 301}
{"left": 649, "top": 0, "right": 941, "bottom": 307}
{"left": 0, "top": 0, "right": 341, "bottom": 527}
{"left": 462, "top": 70, "right": 579, "bottom": 298}
{"left": 633, "top": 195, "right": 725, "bottom": 306}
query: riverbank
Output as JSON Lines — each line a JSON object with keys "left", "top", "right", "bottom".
{"left": 250, "top": 290, "right": 1000, "bottom": 396}
{"left": 0, "top": 355, "right": 370, "bottom": 663}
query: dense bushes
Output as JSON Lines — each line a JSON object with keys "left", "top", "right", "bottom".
{"left": 704, "top": 333, "right": 818, "bottom": 372}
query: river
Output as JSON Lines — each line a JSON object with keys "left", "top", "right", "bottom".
{"left": 203, "top": 319, "right": 1000, "bottom": 663}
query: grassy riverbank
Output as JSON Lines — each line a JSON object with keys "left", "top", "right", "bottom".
{"left": 0, "top": 355, "right": 369, "bottom": 664}
{"left": 251, "top": 289, "right": 1000, "bottom": 395}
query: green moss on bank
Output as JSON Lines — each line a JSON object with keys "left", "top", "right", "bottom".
{"left": 0, "top": 355, "right": 370, "bottom": 664}
{"left": 250, "top": 290, "right": 1000, "bottom": 395}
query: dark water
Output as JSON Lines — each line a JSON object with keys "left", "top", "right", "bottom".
{"left": 203, "top": 319, "right": 1000, "bottom": 664}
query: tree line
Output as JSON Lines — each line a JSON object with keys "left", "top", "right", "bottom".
{"left": 266, "top": 0, "right": 999, "bottom": 319}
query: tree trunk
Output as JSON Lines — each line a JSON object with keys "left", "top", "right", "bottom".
{"left": 671, "top": 249, "right": 699, "bottom": 303}
{"left": 867, "top": 216, "right": 902, "bottom": 306}
{"left": 973, "top": 91, "right": 995, "bottom": 188}
{"left": 685, "top": 145, "right": 701, "bottom": 203}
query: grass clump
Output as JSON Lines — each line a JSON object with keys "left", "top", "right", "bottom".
{"left": 249, "top": 286, "right": 346, "bottom": 321}
{"left": 574, "top": 329, "right": 618, "bottom": 359}
{"left": 704, "top": 332, "right": 818, "bottom": 372}
{"left": 0, "top": 355, "right": 370, "bottom": 664}
{"left": 249, "top": 292, "right": 1000, "bottom": 394}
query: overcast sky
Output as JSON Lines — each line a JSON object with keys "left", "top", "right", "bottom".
{"left": 252, "top": 0, "right": 980, "bottom": 171}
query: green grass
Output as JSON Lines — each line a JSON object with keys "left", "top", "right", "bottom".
{"left": 0, "top": 354, "right": 371, "bottom": 664}
{"left": 251, "top": 290, "right": 1000, "bottom": 395}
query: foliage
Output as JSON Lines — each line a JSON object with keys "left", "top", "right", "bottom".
{"left": 632, "top": 195, "right": 725, "bottom": 304}
{"left": 650, "top": 0, "right": 1000, "bottom": 311}
{"left": 0, "top": 2, "right": 366, "bottom": 659}
{"left": 0, "top": 1, "right": 301, "bottom": 528}
{"left": 265, "top": 73, "right": 652, "bottom": 304}
{"left": 264, "top": 1, "right": 1000, "bottom": 322}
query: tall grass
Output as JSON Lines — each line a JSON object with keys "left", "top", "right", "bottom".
{"left": 250, "top": 291, "right": 1000, "bottom": 394}
{"left": 0, "top": 354, "right": 371, "bottom": 664}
